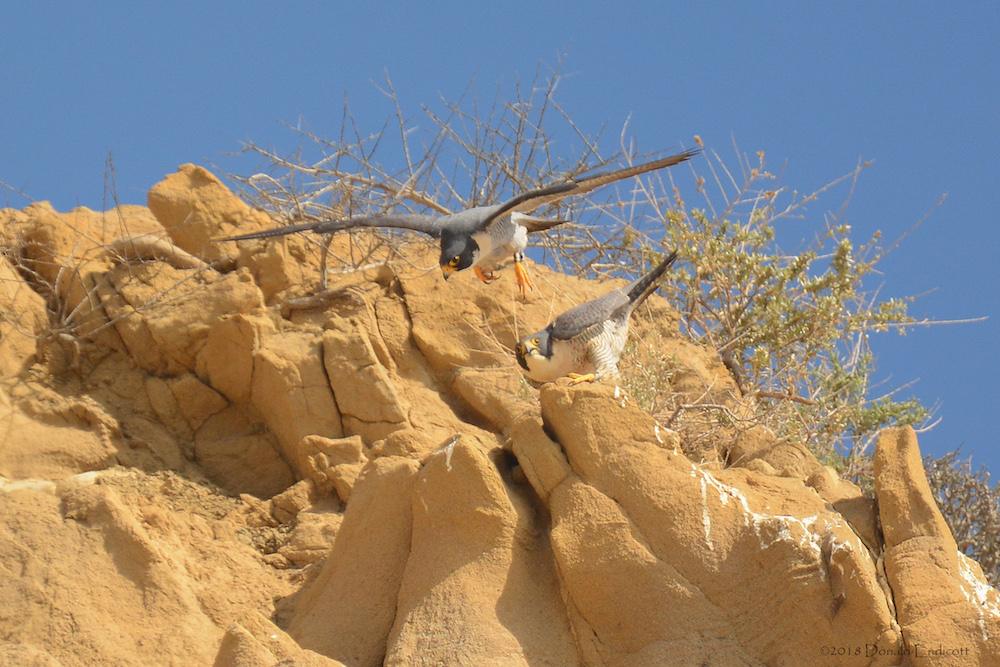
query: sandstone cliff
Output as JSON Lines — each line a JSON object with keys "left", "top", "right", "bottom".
{"left": 0, "top": 165, "right": 996, "bottom": 666}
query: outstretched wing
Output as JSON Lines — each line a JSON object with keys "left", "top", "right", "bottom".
{"left": 214, "top": 219, "right": 330, "bottom": 242}
{"left": 214, "top": 213, "right": 446, "bottom": 242}
{"left": 484, "top": 148, "right": 700, "bottom": 230}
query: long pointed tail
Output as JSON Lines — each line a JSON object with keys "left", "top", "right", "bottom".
{"left": 627, "top": 249, "right": 679, "bottom": 306}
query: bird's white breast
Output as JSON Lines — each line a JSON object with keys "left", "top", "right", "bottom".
{"left": 506, "top": 215, "right": 530, "bottom": 254}
{"left": 471, "top": 229, "right": 496, "bottom": 270}
{"left": 523, "top": 337, "right": 595, "bottom": 383}
{"left": 475, "top": 214, "right": 529, "bottom": 271}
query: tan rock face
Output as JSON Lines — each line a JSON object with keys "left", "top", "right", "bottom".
{"left": 875, "top": 427, "right": 1000, "bottom": 665}
{"left": 0, "top": 383, "right": 118, "bottom": 480}
{"left": 288, "top": 456, "right": 421, "bottom": 666}
{"left": 10, "top": 204, "right": 173, "bottom": 340}
{"left": 251, "top": 329, "right": 345, "bottom": 462}
{"left": 0, "top": 256, "right": 48, "bottom": 377}
{"left": 148, "top": 165, "right": 266, "bottom": 260}
{"left": 0, "top": 470, "right": 295, "bottom": 667}
{"left": 322, "top": 318, "right": 409, "bottom": 441}
{"left": 0, "top": 166, "right": 996, "bottom": 666}
{"left": 147, "top": 164, "right": 307, "bottom": 299}
{"left": 103, "top": 264, "right": 263, "bottom": 375}
{"left": 524, "top": 384, "right": 901, "bottom": 666}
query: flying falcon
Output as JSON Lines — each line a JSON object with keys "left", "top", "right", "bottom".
{"left": 215, "top": 149, "right": 697, "bottom": 296}
{"left": 515, "top": 250, "right": 679, "bottom": 384}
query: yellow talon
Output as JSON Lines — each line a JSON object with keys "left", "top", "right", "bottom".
{"left": 514, "top": 260, "right": 534, "bottom": 298}
{"left": 474, "top": 266, "right": 498, "bottom": 284}
{"left": 568, "top": 372, "right": 597, "bottom": 385}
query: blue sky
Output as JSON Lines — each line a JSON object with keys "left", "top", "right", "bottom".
{"left": 3, "top": 4, "right": 998, "bottom": 479}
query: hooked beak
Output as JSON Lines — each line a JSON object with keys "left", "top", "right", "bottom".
{"left": 515, "top": 343, "right": 531, "bottom": 370}
{"left": 516, "top": 341, "right": 539, "bottom": 359}
{"left": 442, "top": 264, "right": 455, "bottom": 280}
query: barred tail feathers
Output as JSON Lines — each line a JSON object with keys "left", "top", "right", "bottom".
{"left": 626, "top": 249, "right": 679, "bottom": 306}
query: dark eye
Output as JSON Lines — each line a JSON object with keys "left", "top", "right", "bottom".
{"left": 450, "top": 256, "right": 460, "bottom": 267}
{"left": 532, "top": 338, "right": 540, "bottom": 346}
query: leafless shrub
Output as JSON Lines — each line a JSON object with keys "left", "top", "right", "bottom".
{"left": 2, "top": 63, "right": 992, "bottom": 583}
{"left": 925, "top": 450, "right": 1000, "bottom": 585}
{"left": 232, "top": 64, "right": 992, "bottom": 573}
{"left": 224, "top": 64, "right": 966, "bottom": 486}
{"left": 226, "top": 60, "right": 667, "bottom": 278}
{"left": 0, "top": 154, "right": 219, "bottom": 376}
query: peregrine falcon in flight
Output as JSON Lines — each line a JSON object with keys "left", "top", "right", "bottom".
{"left": 215, "top": 150, "right": 697, "bottom": 296}
{"left": 515, "top": 250, "right": 679, "bottom": 383}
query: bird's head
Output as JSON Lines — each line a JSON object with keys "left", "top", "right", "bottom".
{"left": 440, "top": 232, "right": 479, "bottom": 280}
{"left": 515, "top": 329, "right": 551, "bottom": 373}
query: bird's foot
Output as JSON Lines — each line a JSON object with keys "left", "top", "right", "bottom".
{"left": 514, "top": 260, "right": 534, "bottom": 298}
{"left": 568, "top": 372, "right": 597, "bottom": 385}
{"left": 474, "top": 266, "right": 499, "bottom": 284}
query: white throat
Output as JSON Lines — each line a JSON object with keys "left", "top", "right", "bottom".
{"left": 523, "top": 343, "right": 593, "bottom": 383}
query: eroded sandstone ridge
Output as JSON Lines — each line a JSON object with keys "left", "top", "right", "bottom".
{"left": 0, "top": 165, "right": 996, "bottom": 666}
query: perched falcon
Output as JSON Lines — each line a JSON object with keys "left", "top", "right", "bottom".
{"left": 515, "top": 250, "right": 679, "bottom": 384}
{"left": 215, "top": 149, "right": 697, "bottom": 296}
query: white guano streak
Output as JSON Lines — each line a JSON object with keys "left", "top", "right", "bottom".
{"left": 958, "top": 554, "right": 1000, "bottom": 643}
{"left": 691, "top": 465, "right": 822, "bottom": 556}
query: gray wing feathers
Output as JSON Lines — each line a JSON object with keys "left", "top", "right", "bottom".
{"left": 321, "top": 213, "right": 446, "bottom": 238}
{"left": 216, "top": 220, "right": 329, "bottom": 242}
{"left": 492, "top": 148, "right": 700, "bottom": 223}
{"left": 216, "top": 213, "right": 445, "bottom": 242}
{"left": 565, "top": 149, "right": 699, "bottom": 199}
{"left": 551, "top": 249, "right": 679, "bottom": 341}
{"left": 549, "top": 289, "right": 631, "bottom": 341}
{"left": 216, "top": 149, "right": 698, "bottom": 243}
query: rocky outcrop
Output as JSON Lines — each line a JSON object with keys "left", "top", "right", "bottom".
{"left": 0, "top": 165, "right": 996, "bottom": 665}
{"left": 875, "top": 427, "right": 1000, "bottom": 665}
{"left": 0, "top": 469, "right": 294, "bottom": 666}
{"left": 0, "top": 245, "right": 47, "bottom": 377}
